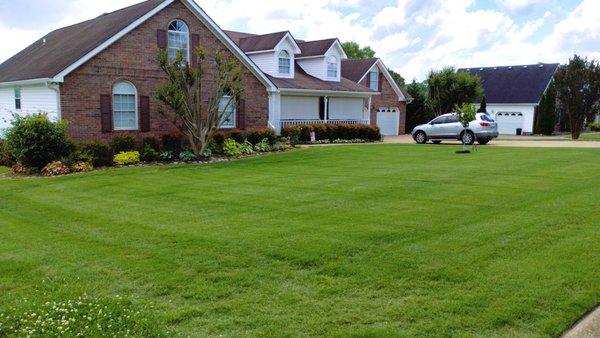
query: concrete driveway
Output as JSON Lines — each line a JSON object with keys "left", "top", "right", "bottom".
{"left": 383, "top": 135, "right": 600, "bottom": 148}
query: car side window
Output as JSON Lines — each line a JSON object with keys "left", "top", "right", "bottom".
{"left": 432, "top": 116, "right": 447, "bottom": 124}
{"left": 446, "top": 115, "right": 459, "bottom": 123}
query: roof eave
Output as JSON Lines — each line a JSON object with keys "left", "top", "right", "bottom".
{"left": 0, "top": 78, "right": 56, "bottom": 88}
{"left": 279, "top": 88, "right": 378, "bottom": 97}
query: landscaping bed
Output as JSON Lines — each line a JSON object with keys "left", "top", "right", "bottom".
{"left": 1, "top": 145, "right": 599, "bottom": 336}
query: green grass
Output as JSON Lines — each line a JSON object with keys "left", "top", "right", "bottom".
{"left": 577, "top": 133, "right": 600, "bottom": 141}
{"left": 0, "top": 166, "right": 8, "bottom": 174}
{"left": 1, "top": 145, "right": 599, "bottom": 337}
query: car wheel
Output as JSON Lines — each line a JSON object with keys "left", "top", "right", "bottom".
{"left": 477, "top": 138, "right": 490, "bottom": 145}
{"left": 414, "top": 131, "right": 427, "bottom": 144}
{"left": 461, "top": 131, "right": 475, "bottom": 145}
{"left": 432, "top": 140, "right": 442, "bottom": 144}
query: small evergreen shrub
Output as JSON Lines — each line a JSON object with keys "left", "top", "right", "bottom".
{"left": 0, "top": 139, "right": 14, "bottom": 166}
{"left": 141, "top": 137, "right": 160, "bottom": 151}
{"left": 223, "top": 138, "right": 243, "bottom": 157}
{"left": 111, "top": 135, "right": 137, "bottom": 154}
{"left": 246, "top": 128, "right": 276, "bottom": 145}
{"left": 41, "top": 161, "right": 71, "bottom": 176}
{"left": 113, "top": 151, "right": 140, "bottom": 166}
{"left": 589, "top": 122, "right": 600, "bottom": 132}
{"left": 79, "top": 141, "right": 111, "bottom": 167}
{"left": 140, "top": 145, "right": 160, "bottom": 162}
{"left": 71, "top": 161, "right": 94, "bottom": 173}
{"left": 281, "top": 124, "right": 381, "bottom": 143}
{"left": 161, "top": 133, "right": 183, "bottom": 153}
{"left": 4, "top": 113, "right": 72, "bottom": 170}
{"left": 228, "top": 130, "right": 247, "bottom": 144}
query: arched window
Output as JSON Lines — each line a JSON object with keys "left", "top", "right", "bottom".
{"left": 327, "top": 56, "right": 338, "bottom": 78}
{"left": 168, "top": 20, "right": 189, "bottom": 62}
{"left": 113, "top": 81, "right": 138, "bottom": 130}
{"left": 278, "top": 50, "right": 291, "bottom": 75}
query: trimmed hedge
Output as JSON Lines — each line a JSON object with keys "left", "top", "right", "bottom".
{"left": 589, "top": 122, "right": 600, "bottom": 132}
{"left": 282, "top": 124, "right": 381, "bottom": 143}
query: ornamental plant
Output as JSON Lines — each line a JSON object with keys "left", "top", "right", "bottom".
{"left": 113, "top": 151, "right": 140, "bottom": 166}
{"left": 222, "top": 138, "right": 243, "bottom": 157}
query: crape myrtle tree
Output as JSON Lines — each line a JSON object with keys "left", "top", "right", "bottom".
{"left": 427, "top": 67, "right": 483, "bottom": 116}
{"left": 156, "top": 47, "right": 244, "bottom": 156}
{"left": 554, "top": 54, "right": 600, "bottom": 139}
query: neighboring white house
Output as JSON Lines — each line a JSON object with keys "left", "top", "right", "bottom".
{"left": 459, "top": 63, "right": 559, "bottom": 135}
{"left": 0, "top": 83, "right": 61, "bottom": 134}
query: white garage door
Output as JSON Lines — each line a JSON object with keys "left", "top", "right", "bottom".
{"left": 377, "top": 108, "right": 399, "bottom": 136}
{"left": 496, "top": 112, "right": 524, "bottom": 134}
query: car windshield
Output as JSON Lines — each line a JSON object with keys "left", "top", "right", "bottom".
{"left": 480, "top": 114, "right": 495, "bottom": 122}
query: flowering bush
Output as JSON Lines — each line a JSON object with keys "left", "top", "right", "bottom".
{"left": 0, "top": 295, "right": 163, "bottom": 337}
{"left": 223, "top": 138, "right": 243, "bottom": 157}
{"left": 71, "top": 162, "right": 94, "bottom": 173}
{"left": 41, "top": 161, "right": 71, "bottom": 176}
{"left": 11, "top": 162, "right": 28, "bottom": 175}
{"left": 113, "top": 151, "right": 140, "bottom": 166}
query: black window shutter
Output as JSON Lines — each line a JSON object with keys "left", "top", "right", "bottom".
{"left": 236, "top": 98, "right": 246, "bottom": 129}
{"left": 140, "top": 96, "right": 150, "bottom": 132}
{"left": 157, "top": 29, "right": 167, "bottom": 50}
{"left": 319, "top": 97, "right": 325, "bottom": 120}
{"left": 366, "top": 73, "right": 371, "bottom": 88}
{"left": 190, "top": 34, "right": 200, "bottom": 66}
{"left": 378, "top": 71, "right": 383, "bottom": 92}
{"left": 100, "top": 94, "right": 112, "bottom": 133}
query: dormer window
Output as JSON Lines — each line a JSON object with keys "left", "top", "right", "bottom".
{"left": 168, "top": 20, "right": 189, "bottom": 62}
{"left": 369, "top": 70, "right": 379, "bottom": 90}
{"left": 278, "top": 50, "right": 291, "bottom": 75}
{"left": 327, "top": 56, "right": 338, "bottom": 78}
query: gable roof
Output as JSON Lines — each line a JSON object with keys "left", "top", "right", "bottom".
{"left": 237, "top": 31, "right": 288, "bottom": 53}
{"left": 223, "top": 30, "right": 256, "bottom": 45}
{"left": 458, "top": 63, "right": 559, "bottom": 104}
{"left": 0, "top": 0, "right": 278, "bottom": 91}
{"left": 268, "top": 63, "right": 375, "bottom": 94}
{"left": 0, "top": 0, "right": 165, "bottom": 83}
{"left": 341, "top": 58, "right": 411, "bottom": 102}
{"left": 296, "top": 39, "right": 339, "bottom": 58}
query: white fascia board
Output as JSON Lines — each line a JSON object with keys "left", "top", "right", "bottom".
{"left": 181, "top": 0, "right": 278, "bottom": 92}
{"left": 245, "top": 49, "right": 275, "bottom": 55}
{"left": 356, "top": 60, "right": 381, "bottom": 83}
{"left": 276, "top": 32, "right": 302, "bottom": 54}
{"left": 280, "top": 88, "right": 378, "bottom": 97}
{"left": 329, "top": 40, "right": 347, "bottom": 59}
{"left": 357, "top": 59, "right": 406, "bottom": 102}
{"left": 295, "top": 55, "right": 325, "bottom": 60}
{"left": 0, "top": 78, "right": 55, "bottom": 87}
{"left": 52, "top": 0, "right": 175, "bottom": 82}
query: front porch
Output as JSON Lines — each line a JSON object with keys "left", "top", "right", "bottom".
{"left": 280, "top": 118, "right": 369, "bottom": 129}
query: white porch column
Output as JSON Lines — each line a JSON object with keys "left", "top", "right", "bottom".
{"left": 366, "top": 96, "right": 372, "bottom": 124}
{"left": 324, "top": 96, "right": 329, "bottom": 122}
{"left": 268, "top": 92, "right": 282, "bottom": 134}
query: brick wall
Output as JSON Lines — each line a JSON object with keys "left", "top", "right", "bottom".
{"left": 359, "top": 74, "right": 407, "bottom": 134}
{"left": 61, "top": 0, "right": 269, "bottom": 142}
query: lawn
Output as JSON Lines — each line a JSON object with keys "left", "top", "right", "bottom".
{"left": 1, "top": 145, "right": 599, "bottom": 337}
{"left": 577, "top": 133, "right": 600, "bottom": 141}
{"left": 0, "top": 166, "right": 8, "bottom": 174}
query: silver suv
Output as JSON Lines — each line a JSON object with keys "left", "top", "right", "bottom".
{"left": 411, "top": 113, "right": 499, "bottom": 145}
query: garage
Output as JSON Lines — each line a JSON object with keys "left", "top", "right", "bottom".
{"left": 377, "top": 107, "right": 399, "bottom": 136}
{"left": 495, "top": 112, "right": 524, "bottom": 135}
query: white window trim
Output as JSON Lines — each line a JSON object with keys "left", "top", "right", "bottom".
{"left": 278, "top": 50, "right": 291, "bottom": 76}
{"left": 327, "top": 56, "right": 338, "bottom": 78}
{"left": 219, "top": 95, "right": 236, "bottom": 129}
{"left": 14, "top": 87, "right": 22, "bottom": 111}
{"left": 167, "top": 19, "right": 190, "bottom": 63}
{"left": 112, "top": 81, "right": 139, "bottom": 131}
{"left": 369, "top": 70, "right": 379, "bottom": 91}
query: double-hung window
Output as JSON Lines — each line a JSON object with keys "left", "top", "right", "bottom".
{"left": 278, "top": 50, "right": 291, "bottom": 75}
{"left": 327, "top": 56, "right": 338, "bottom": 78}
{"left": 14, "top": 88, "right": 21, "bottom": 110}
{"left": 113, "top": 81, "right": 138, "bottom": 130}
{"left": 369, "top": 70, "right": 379, "bottom": 90}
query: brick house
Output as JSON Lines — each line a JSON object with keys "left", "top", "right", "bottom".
{"left": 0, "top": 0, "right": 411, "bottom": 141}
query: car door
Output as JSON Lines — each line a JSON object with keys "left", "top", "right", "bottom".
{"left": 442, "top": 115, "right": 463, "bottom": 138}
{"left": 428, "top": 116, "right": 447, "bottom": 138}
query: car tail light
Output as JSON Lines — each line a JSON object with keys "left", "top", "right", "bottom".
{"left": 480, "top": 122, "right": 490, "bottom": 127}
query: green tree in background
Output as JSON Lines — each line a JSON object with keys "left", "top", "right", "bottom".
{"left": 388, "top": 69, "right": 406, "bottom": 87}
{"left": 405, "top": 81, "right": 434, "bottom": 132}
{"left": 554, "top": 54, "right": 600, "bottom": 139}
{"left": 534, "top": 82, "right": 557, "bottom": 135}
{"left": 341, "top": 42, "right": 375, "bottom": 59}
{"left": 427, "top": 67, "right": 483, "bottom": 116}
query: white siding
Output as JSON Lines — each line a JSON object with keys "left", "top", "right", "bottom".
{"left": 249, "top": 52, "right": 277, "bottom": 77}
{"left": 274, "top": 39, "right": 296, "bottom": 79}
{"left": 323, "top": 48, "right": 341, "bottom": 82}
{"left": 297, "top": 57, "right": 325, "bottom": 80}
{"left": 328, "top": 97, "right": 364, "bottom": 120}
{"left": 281, "top": 96, "right": 319, "bottom": 120}
{"left": 0, "top": 85, "right": 60, "bottom": 133}
{"left": 486, "top": 104, "right": 536, "bottom": 134}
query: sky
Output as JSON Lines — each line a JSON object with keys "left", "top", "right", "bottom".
{"left": 0, "top": 0, "right": 598, "bottom": 81}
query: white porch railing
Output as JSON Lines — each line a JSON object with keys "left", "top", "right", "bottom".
{"left": 280, "top": 119, "right": 369, "bottom": 129}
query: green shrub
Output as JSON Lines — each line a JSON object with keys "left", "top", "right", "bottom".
{"left": 210, "top": 132, "right": 226, "bottom": 154}
{"left": 589, "top": 122, "right": 600, "bottom": 132}
{"left": 254, "top": 138, "right": 272, "bottom": 152}
{"left": 0, "top": 296, "right": 164, "bottom": 337}
{"left": 240, "top": 140, "right": 254, "bottom": 155}
{"left": 41, "top": 161, "right": 71, "bottom": 176}
{"left": 228, "top": 130, "right": 247, "bottom": 144}
{"left": 0, "top": 139, "right": 14, "bottom": 166}
{"left": 79, "top": 140, "right": 111, "bottom": 167}
{"left": 246, "top": 128, "right": 276, "bottom": 145}
{"left": 281, "top": 124, "right": 381, "bottom": 143}
{"left": 113, "top": 151, "right": 140, "bottom": 166}
{"left": 140, "top": 145, "right": 160, "bottom": 162}
{"left": 71, "top": 161, "right": 94, "bottom": 173}
{"left": 161, "top": 133, "right": 182, "bottom": 153}
{"left": 111, "top": 135, "right": 137, "bottom": 154}
{"left": 223, "top": 138, "right": 243, "bottom": 157}
{"left": 178, "top": 150, "right": 196, "bottom": 162}
{"left": 4, "top": 113, "right": 72, "bottom": 170}
{"left": 159, "top": 151, "right": 174, "bottom": 162}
